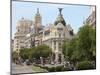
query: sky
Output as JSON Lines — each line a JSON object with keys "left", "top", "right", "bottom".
{"left": 12, "top": 1, "right": 92, "bottom": 39}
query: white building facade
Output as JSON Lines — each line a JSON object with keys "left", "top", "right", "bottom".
{"left": 42, "top": 8, "right": 74, "bottom": 64}
{"left": 84, "top": 6, "right": 96, "bottom": 28}
{"left": 13, "top": 8, "right": 74, "bottom": 64}
{"left": 13, "top": 18, "right": 33, "bottom": 52}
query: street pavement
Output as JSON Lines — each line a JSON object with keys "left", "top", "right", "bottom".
{"left": 11, "top": 63, "right": 34, "bottom": 74}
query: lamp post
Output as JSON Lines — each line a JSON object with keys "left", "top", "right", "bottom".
{"left": 40, "top": 57, "right": 43, "bottom": 65}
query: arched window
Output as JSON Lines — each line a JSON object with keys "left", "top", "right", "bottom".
{"left": 59, "top": 33, "right": 61, "bottom": 38}
{"left": 69, "top": 30, "right": 73, "bottom": 35}
{"left": 63, "top": 33, "right": 65, "bottom": 37}
{"left": 17, "top": 29, "right": 20, "bottom": 32}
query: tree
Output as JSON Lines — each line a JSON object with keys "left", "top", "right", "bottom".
{"left": 19, "top": 48, "right": 30, "bottom": 61}
{"left": 62, "top": 23, "right": 96, "bottom": 69}
{"left": 62, "top": 38, "right": 79, "bottom": 65}
{"left": 28, "top": 46, "right": 36, "bottom": 62}
{"left": 89, "top": 28, "right": 96, "bottom": 58}
{"left": 33, "top": 44, "right": 52, "bottom": 59}
{"left": 76, "top": 60, "right": 95, "bottom": 70}
{"left": 12, "top": 51, "right": 19, "bottom": 63}
{"left": 78, "top": 25, "right": 96, "bottom": 61}
{"left": 18, "top": 44, "right": 52, "bottom": 64}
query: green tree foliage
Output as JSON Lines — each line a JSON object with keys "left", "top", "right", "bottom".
{"left": 12, "top": 51, "right": 19, "bottom": 62}
{"left": 89, "top": 28, "right": 96, "bottom": 57}
{"left": 33, "top": 44, "right": 52, "bottom": 59}
{"left": 28, "top": 47, "right": 36, "bottom": 61}
{"left": 62, "top": 38, "right": 80, "bottom": 64}
{"left": 19, "top": 44, "right": 52, "bottom": 61}
{"left": 62, "top": 24, "right": 96, "bottom": 69}
{"left": 76, "top": 61, "right": 95, "bottom": 70}
{"left": 78, "top": 25, "right": 96, "bottom": 60}
{"left": 19, "top": 48, "right": 30, "bottom": 61}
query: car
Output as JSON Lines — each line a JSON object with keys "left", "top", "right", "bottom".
{"left": 24, "top": 59, "right": 31, "bottom": 65}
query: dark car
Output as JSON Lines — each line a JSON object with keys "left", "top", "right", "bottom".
{"left": 25, "top": 59, "right": 32, "bottom": 65}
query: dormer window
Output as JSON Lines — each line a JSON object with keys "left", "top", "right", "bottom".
{"left": 17, "top": 29, "right": 20, "bottom": 32}
{"left": 59, "top": 33, "right": 61, "bottom": 38}
{"left": 69, "top": 30, "right": 73, "bottom": 36}
{"left": 63, "top": 33, "right": 65, "bottom": 37}
{"left": 57, "top": 28, "right": 63, "bottom": 31}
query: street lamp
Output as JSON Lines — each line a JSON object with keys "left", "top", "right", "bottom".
{"left": 40, "top": 57, "right": 43, "bottom": 65}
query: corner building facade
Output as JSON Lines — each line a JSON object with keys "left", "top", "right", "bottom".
{"left": 42, "top": 8, "right": 74, "bottom": 64}
{"left": 13, "top": 8, "right": 74, "bottom": 64}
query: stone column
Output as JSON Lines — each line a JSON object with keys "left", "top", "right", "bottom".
{"left": 61, "top": 54, "right": 64, "bottom": 64}
{"left": 55, "top": 52, "right": 59, "bottom": 64}
{"left": 55, "top": 40, "right": 59, "bottom": 64}
{"left": 51, "top": 39, "right": 54, "bottom": 64}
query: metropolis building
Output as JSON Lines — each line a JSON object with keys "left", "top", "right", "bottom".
{"left": 42, "top": 8, "right": 74, "bottom": 63}
{"left": 13, "top": 8, "right": 74, "bottom": 64}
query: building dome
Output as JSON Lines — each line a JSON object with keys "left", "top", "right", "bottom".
{"left": 54, "top": 8, "right": 66, "bottom": 26}
{"left": 16, "top": 17, "right": 33, "bottom": 28}
{"left": 16, "top": 17, "right": 33, "bottom": 34}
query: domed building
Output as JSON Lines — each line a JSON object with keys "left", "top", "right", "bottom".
{"left": 16, "top": 17, "right": 32, "bottom": 34}
{"left": 13, "top": 8, "right": 74, "bottom": 64}
{"left": 42, "top": 8, "right": 74, "bottom": 64}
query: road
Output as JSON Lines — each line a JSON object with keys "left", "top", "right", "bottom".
{"left": 11, "top": 63, "right": 34, "bottom": 74}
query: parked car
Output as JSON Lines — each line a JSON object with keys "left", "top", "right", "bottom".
{"left": 24, "top": 59, "right": 32, "bottom": 65}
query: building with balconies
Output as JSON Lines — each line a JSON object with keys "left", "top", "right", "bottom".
{"left": 42, "top": 8, "right": 74, "bottom": 64}
{"left": 13, "top": 18, "right": 33, "bottom": 52}
{"left": 13, "top": 8, "right": 74, "bottom": 64}
{"left": 84, "top": 6, "right": 96, "bottom": 28}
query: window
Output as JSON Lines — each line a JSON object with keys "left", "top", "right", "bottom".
{"left": 59, "top": 43, "right": 62, "bottom": 50}
{"left": 69, "top": 30, "right": 73, "bottom": 35}
{"left": 54, "top": 41, "right": 56, "bottom": 50}
{"left": 44, "top": 30, "right": 50, "bottom": 36}
{"left": 16, "top": 43, "right": 18, "bottom": 46}
{"left": 59, "top": 33, "right": 61, "bottom": 38}
{"left": 54, "top": 46, "right": 56, "bottom": 50}
{"left": 54, "top": 41, "right": 56, "bottom": 45}
{"left": 16, "top": 49, "right": 18, "bottom": 52}
{"left": 59, "top": 42, "right": 61, "bottom": 46}
{"left": 17, "top": 40, "right": 18, "bottom": 42}
{"left": 63, "top": 33, "right": 65, "bottom": 37}
{"left": 18, "top": 29, "right": 20, "bottom": 32}
{"left": 57, "top": 28, "right": 63, "bottom": 31}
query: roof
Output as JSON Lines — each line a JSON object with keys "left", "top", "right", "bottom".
{"left": 54, "top": 8, "right": 66, "bottom": 26}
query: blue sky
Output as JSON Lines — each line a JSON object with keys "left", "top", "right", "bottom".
{"left": 12, "top": 1, "right": 91, "bottom": 38}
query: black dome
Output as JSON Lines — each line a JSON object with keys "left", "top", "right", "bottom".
{"left": 54, "top": 8, "right": 66, "bottom": 26}
{"left": 54, "top": 15, "right": 66, "bottom": 26}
